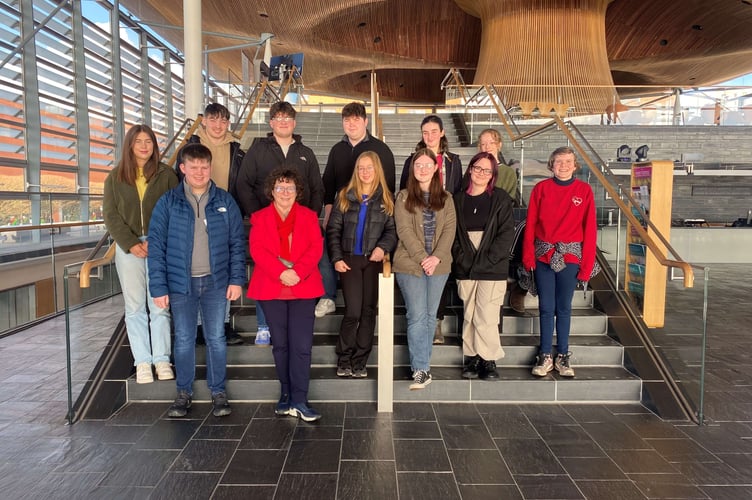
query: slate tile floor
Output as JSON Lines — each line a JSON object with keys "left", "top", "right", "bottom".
{"left": 0, "top": 265, "right": 751, "bottom": 499}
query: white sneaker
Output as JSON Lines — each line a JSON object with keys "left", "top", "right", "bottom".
{"left": 155, "top": 361, "right": 174, "bottom": 380}
{"left": 314, "top": 298, "right": 336, "bottom": 318}
{"left": 136, "top": 363, "right": 153, "bottom": 384}
{"left": 255, "top": 327, "right": 271, "bottom": 346}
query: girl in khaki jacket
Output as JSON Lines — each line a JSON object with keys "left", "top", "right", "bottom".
{"left": 393, "top": 148, "right": 456, "bottom": 390}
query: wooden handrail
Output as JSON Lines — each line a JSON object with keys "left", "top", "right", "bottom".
{"left": 553, "top": 115, "right": 694, "bottom": 288}
{"left": 79, "top": 243, "right": 116, "bottom": 288}
{"left": 163, "top": 115, "right": 203, "bottom": 169}
{"left": 381, "top": 253, "right": 391, "bottom": 278}
{"left": 0, "top": 220, "right": 104, "bottom": 233}
{"left": 237, "top": 81, "right": 268, "bottom": 140}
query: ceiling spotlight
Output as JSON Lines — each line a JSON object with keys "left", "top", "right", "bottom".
{"left": 259, "top": 12, "right": 269, "bottom": 18}
{"left": 360, "top": 74, "right": 368, "bottom": 79}
{"left": 659, "top": 39, "right": 668, "bottom": 46}
{"left": 691, "top": 24, "right": 703, "bottom": 30}
{"left": 357, "top": 22, "right": 366, "bottom": 28}
{"left": 373, "top": 36, "right": 382, "bottom": 44}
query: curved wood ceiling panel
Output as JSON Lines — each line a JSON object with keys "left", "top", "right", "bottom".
{"left": 120, "top": 0, "right": 752, "bottom": 105}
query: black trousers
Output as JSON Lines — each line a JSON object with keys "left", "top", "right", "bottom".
{"left": 335, "top": 254, "right": 381, "bottom": 370}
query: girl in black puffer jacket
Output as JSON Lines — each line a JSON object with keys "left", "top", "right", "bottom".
{"left": 326, "top": 151, "right": 397, "bottom": 378}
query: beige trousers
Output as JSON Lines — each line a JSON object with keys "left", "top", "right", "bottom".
{"left": 456, "top": 231, "right": 506, "bottom": 361}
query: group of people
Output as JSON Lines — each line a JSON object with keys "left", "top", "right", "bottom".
{"left": 103, "top": 100, "right": 597, "bottom": 422}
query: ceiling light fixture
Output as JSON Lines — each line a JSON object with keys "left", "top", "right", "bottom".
{"left": 358, "top": 22, "right": 366, "bottom": 28}
{"left": 373, "top": 36, "right": 382, "bottom": 44}
{"left": 659, "top": 39, "right": 668, "bottom": 46}
{"left": 691, "top": 24, "right": 703, "bottom": 30}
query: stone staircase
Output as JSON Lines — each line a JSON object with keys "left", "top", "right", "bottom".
{"left": 126, "top": 110, "right": 641, "bottom": 407}
{"left": 269, "top": 110, "right": 479, "bottom": 178}
{"left": 127, "top": 279, "right": 641, "bottom": 405}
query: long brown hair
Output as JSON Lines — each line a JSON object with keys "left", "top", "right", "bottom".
{"left": 337, "top": 151, "right": 394, "bottom": 215}
{"left": 404, "top": 148, "right": 448, "bottom": 213}
{"left": 116, "top": 125, "right": 161, "bottom": 185}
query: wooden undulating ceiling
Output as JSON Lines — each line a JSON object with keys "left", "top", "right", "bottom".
{"left": 121, "top": 0, "right": 752, "bottom": 105}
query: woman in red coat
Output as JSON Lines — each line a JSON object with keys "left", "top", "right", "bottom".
{"left": 248, "top": 167, "right": 324, "bottom": 421}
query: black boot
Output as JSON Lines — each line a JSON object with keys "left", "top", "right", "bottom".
{"left": 479, "top": 358, "right": 499, "bottom": 380}
{"left": 509, "top": 281, "right": 527, "bottom": 313}
{"left": 224, "top": 323, "right": 244, "bottom": 345}
{"left": 462, "top": 355, "right": 481, "bottom": 379}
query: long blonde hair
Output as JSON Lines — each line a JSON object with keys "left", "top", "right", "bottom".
{"left": 337, "top": 151, "right": 394, "bottom": 215}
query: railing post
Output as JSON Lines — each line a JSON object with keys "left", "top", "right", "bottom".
{"left": 377, "top": 262, "right": 394, "bottom": 413}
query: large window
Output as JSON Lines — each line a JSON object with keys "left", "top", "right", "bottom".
{"left": 0, "top": 0, "right": 188, "bottom": 221}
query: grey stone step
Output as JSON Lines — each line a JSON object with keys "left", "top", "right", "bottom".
{"left": 234, "top": 288, "right": 596, "bottom": 311}
{"left": 230, "top": 306, "right": 608, "bottom": 337}
{"left": 127, "top": 366, "right": 640, "bottom": 404}
{"left": 196, "top": 335, "right": 624, "bottom": 368}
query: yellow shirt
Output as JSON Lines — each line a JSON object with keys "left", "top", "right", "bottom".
{"left": 135, "top": 167, "right": 147, "bottom": 200}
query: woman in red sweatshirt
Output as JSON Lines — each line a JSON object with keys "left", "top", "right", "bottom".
{"left": 523, "top": 147, "right": 597, "bottom": 378}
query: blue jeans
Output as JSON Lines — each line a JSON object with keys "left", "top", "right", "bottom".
{"left": 396, "top": 272, "right": 449, "bottom": 372}
{"left": 319, "top": 230, "right": 337, "bottom": 301}
{"left": 114, "top": 239, "right": 171, "bottom": 366}
{"left": 256, "top": 301, "right": 268, "bottom": 330}
{"left": 197, "top": 300, "right": 231, "bottom": 326}
{"left": 261, "top": 298, "right": 316, "bottom": 404}
{"left": 171, "top": 275, "right": 228, "bottom": 395}
{"left": 534, "top": 261, "right": 579, "bottom": 355}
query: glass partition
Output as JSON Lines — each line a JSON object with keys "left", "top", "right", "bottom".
{"left": 0, "top": 194, "right": 108, "bottom": 333}
{"left": 63, "top": 237, "right": 121, "bottom": 424}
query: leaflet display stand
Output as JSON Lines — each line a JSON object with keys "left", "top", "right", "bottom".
{"left": 624, "top": 161, "right": 674, "bottom": 328}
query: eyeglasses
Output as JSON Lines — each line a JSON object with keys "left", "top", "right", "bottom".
{"left": 271, "top": 116, "right": 294, "bottom": 122}
{"left": 414, "top": 163, "right": 435, "bottom": 171}
{"left": 274, "top": 186, "right": 297, "bottom": 194}
{"left": 471, "top": 165, "right": 493, "bottom": 176}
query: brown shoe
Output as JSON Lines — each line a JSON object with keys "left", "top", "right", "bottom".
{"left": 509, "top": 281, "right": 527, "bottom": 313}
{"left": 433, "top": 320, "right": 444, "bottom": 344}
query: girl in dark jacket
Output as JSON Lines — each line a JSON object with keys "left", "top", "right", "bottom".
{"left": 452, "top": 152, "right": 515, "bottom": 379}
{"left": 327, "top": 151, "right": 397, "bottom": 378}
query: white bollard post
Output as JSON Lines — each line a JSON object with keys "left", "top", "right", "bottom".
{"left": 377, "top": 270, "right": 394, "bottom": 413}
